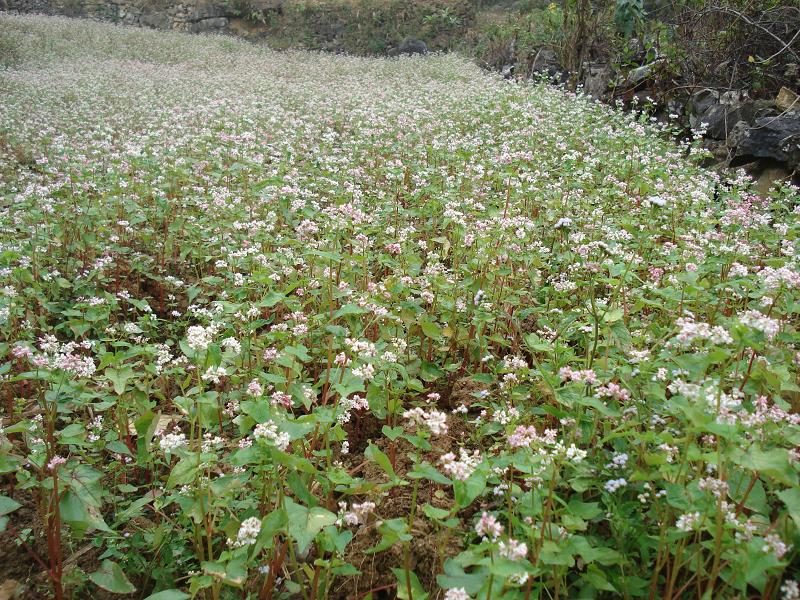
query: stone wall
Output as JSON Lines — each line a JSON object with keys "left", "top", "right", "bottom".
{"left": 5, "top": 0, "right": 474, "bottom": 52}
{"left": 5, "top": 0, "right": 274, "bottom": 35}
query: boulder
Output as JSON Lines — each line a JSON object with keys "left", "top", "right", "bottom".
{"left": 531, "top": 48, "right": 559, "bottom": 73}
{"left": 734, "top": 114, "right": 800, "bottom": 169}
{"left": 687, "top": 88, "right": 719, "bottom": 129}
{"left": 190, "top": 17, "right": 229, "bottom": 33}
{"left": 192, "top": 0, "right": 229, "bottom": 21}
{"left": 582, "top": 63, "right": 612, "bottom": 99}
{"left": 777, "top": 87, "right": 799, "bottom": 112}
{"left": 696, "top": 100, "right": 777, "bottom": 140}
{"left": 389, "top": 38, "right": 427, "bottom": 56}
{"left": 140, "top": 10, "right": 172, "bottom": 30}
{"left": 624, "top": 59, "right": 662, "bottom": 88}
{"left": 756, "top": 165, "right": 792, "bottom": 197}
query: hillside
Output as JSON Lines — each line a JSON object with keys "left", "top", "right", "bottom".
{"left": 1, "top": 13, "right": 800, "bottom": 600}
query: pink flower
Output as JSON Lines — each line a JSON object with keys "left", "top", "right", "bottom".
{"left": 475, "top": 512, "right": 503, "bottom": 540}
{"left": 47, "top": 455, "right": 67, "bottom": 471}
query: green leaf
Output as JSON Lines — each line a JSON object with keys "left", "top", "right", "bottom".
{"left": 105, "top": 366, "right": 134, "bottom": 395}
{"left": 392, "top": 568, "right": 428, "bottom": 600}
{"left": 420, "top": 320, "right": 442, "bottom": 340}
{"left": 259, "top": 291, "right": 284, "bottom": 307}
{"left": 285, "top": 498, "right": 336, "bottom": 554}
{"left": 408, "top": 463, "right": 451, "bottom": 485}
{"left": 436, "top": 559, "right": 485, "bottom": 595}
{"left": 166, "top": 457, "right": 199, "bottom": 489}
{"left": 777, "top": 488, "right": 800, "bottom": 529}
{"left": 735, "top": 447, "right": 798, "bottom": 486}
{"left": 333, "top": 304, "right": 367, "bottom": 319}
{"left": 453, "top": 467, "right": 486, "bottom": 508}
{"left": 143, "top": 591, "right": 190, "bottom": 600}
{"left": 421, "top": 504, "right": 450, "bottom": 520}
{"left": 0, "top": 495, "right": 21, "bottom": 517}
{"left": 134, "top": 411, "right": 159, "bottom": 462}
{"left": 382, "top": 425, "right": 404, "bottom": 440}
{"left": 89, "top": 559, "right": 136, "bottom": 594}
{"left": 365, "top": 443, "right": 398, "bottom": 481}
{"left": 59, "top": 490, "right": 111, "bottom": 534}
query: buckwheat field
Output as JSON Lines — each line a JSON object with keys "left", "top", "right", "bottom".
{"left": 1, "top": 12, "right": 800, "bottom": 600}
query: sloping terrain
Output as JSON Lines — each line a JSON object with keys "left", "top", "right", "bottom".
{"left": 1, "top": 13, "right": 799, "bottom": 600}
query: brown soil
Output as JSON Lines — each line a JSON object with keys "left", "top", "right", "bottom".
{"left": 0, "top": 489, "right": 50, "bottom": 599}
{"left": 332, "top": 398, "right": 481, "bottom": 599}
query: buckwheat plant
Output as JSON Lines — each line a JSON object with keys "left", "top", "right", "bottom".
{"left": 1, "top": 12, "right": 799, "bottom": 600}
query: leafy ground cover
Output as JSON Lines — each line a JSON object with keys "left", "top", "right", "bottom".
{"left": 1, "top": 13, "right": 800, "bottom": 600}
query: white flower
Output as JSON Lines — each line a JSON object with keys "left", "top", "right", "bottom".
{"left": 186, "top": 325, "right": 214, "bottom": 351}
{"left": 252, "top": 420, "right": 290, "bottom": 451}
{"left": 444, "top": 589, "right": 470, "bottom": 600}
{"left": 159, "top": 430, "right": 187, "bottom": 453}
{"left": 739, "top": 309, "right": 781, "bottom": 340}
{"left": 201, "top": 365, "right": 227, "bottom": 384}
{"left": 221, "top": 337, "right": 242, "bottom": 354}
{"left": 781, "top": 579, "right": 800, "bottom": 600}
{"left": 604, "top": 478, "right": 627, "bottom": 493}
{"left": 440, "top": 448, "right": 482, "bottom": 481}
{"left": 498, "top": 538, "right": 528, "bottom": 561}
{"left": 229, "top": 516, "right": 261, "bottom": 547}
{"left": 475, "top": 511, "right": 503, "bottom": 540}
{"left": 675, "top": 511, "right": 701, "bottom": 531}
{"left": 565, "top": 444, "right": 587, "bottom": 463}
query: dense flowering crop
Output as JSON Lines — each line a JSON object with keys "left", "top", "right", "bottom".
{"left": 1, "top": 13, "right": 800, "bottom": 600}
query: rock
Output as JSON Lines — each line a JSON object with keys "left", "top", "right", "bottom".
{"left": 624, "top": 60, "right": 662, "bottom": 88}
{"left": 140, "top": 10, "right": 171, "bottom": 30}
{"left": 697, "top": 100, "right": 777, "bottom": 140}
{"left": 625, "top": 37, "right": 646, "bottom": 63}
{"left": 192, "top": 0, "right": 229, "bottom": 21}
{"left": 734, "top": 114, "right": 800, "bottom": 168}
{"left": 756, "top": 165, "right": 792, "bottom": 197}
{"left": 190, "top": 17, "right": 229, "bottom": 33}
{"left": 0, "top": 580, "right": 20, "bottom": 600}
{"left": 726, "top": 120, "right": 750, "bottom": 150}
{"left": 698, "top": 104, "right": 745, "bottom": 139}
{"left": 720, "top": 89, "right": 746, "bottom": 105}
{"left": 687, "top": 88, "right": 719, "bottom": 129}
{"left": 531, "top": 48, "right": 558, "bottom": 73}
{"left": 776, "top": 87, "right": 799, "bottom": 112}
{"left": 582, "top": 63, "right": 612, "bottom": 99}
{"left": 389, "top": 38, "right": 427, "bottom": 56}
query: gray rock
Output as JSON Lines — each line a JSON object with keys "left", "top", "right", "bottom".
{"left": 190, "top": 17, "right": 229, "bottom": 33}
{"left": 687, "top": 88, "right": 719, "bottom": 128}
{"left": 390, "top": 38, "right": 427, "bottom": 56}
{"left": 720, "top": 90, "right": 746, "bottom": 105}
{"left": 734, "top": 114, "right": 800, "bottom": 168}
{"left": 531, "top": 48, "right": 558, "bottom": 73}
{"left": 726, "top": 120, "right": 750, "bottom": 150}
{"left": 777, "top": 87, "right": 799, "bottom": 112}
{"left": 140, "top": 10, "right": 172, "bottom": 29}
{"left": 624, "top": 60, "right": 662, "bottom": 88}
{"left": 756, "top": 165, "right": 792, "bottom": 197}
{"left": 697, "top": 100, "right": 777, "bottom": 140}
{"left": 192, "top": 0, "right": 229, "bottom": 21}
{"left": 582, "top": 63, "right": 612, "bottom": 99}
